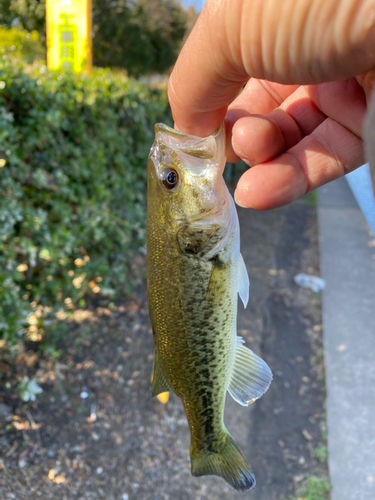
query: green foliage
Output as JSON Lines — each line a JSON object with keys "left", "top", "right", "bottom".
{"left": 93, "top": 0, "right": 188, "bottom": 75}
{"left": 314, "top": 445, "right": 328, "bottom": 461}
{"left": 0, "top": 25, "right": 44, "bottom": 62}
{"left": 302, "top": 189, "right": 318, "bottom": 207}
{"left": 298, "top": 476, "right": 331, "bottom": 500}
{"left": 0, "top": 59, "right": 171, "bottom": 348}
{"left": 0, "top": 0, "right": 45, "bottom": 34}
{"left": 0, "top": 0, "right": 12, "bottom": 26}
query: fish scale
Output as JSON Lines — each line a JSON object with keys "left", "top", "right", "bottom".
{"left": 147, "top": 122, "right": 273, "bottom": 491}
{"left": 180, "top": 255, "right": 236, "bottom": 449}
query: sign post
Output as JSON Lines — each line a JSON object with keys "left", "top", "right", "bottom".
{"left": 46, "top": 0, "right": 92, "bottom": 73}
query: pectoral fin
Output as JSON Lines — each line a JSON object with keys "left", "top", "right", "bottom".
{"left": 151, "top": 355, "right": 171, "bottom": 403}
{"left": 237, "top": 253, "right": 250, "bottom": 308}
{"left": 228, "top": 337, "right": 272, "bottom": 406}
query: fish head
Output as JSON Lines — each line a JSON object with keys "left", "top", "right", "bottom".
{"left": 147, "top": 123, "right": 237, "bottom": 259}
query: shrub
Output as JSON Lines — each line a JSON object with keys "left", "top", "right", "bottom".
{"left": 0, "top": 26, "right": 44, "bottom": 63}
{"left": 0, "top": 59, "right": 171, "bottom": 349}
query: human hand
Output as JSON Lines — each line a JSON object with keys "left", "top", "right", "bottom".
{"left": 168, "top": 0, "right": 375, "bottom": 209}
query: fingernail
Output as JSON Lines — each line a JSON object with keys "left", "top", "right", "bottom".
{"left": 234, "top": 188, "right": 250, "bottom": 208}
{"left": 232, "top": 139, "right": 243, "bottom": 157}
{"left": 232, "top": 140, "right": 255, "bottom": 167}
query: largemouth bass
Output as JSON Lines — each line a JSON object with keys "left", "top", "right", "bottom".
{"left": 146, "top": 123, "right": 272, "bottom": 491}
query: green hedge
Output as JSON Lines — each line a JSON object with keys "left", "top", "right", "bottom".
{"left": 0, "top": 26, "right": 45, "bottom": 63}
{"left": 0, "top": 60, "right": 171, "bottom": 349}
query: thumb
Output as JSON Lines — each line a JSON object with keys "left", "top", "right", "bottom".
{"left": 169, "top": 0, "right": 375, "bottom": 137}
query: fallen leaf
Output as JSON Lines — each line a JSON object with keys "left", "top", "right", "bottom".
{"left": 302, "top": 429, "right": 313, "bottom": 441}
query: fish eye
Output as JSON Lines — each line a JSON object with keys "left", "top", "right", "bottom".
{"left": 161, "top": 168, "right": 179, "bottom": 190}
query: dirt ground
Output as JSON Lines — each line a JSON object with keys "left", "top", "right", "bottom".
{"left": 0, "top": 195, "right": 328, "bottom": 500}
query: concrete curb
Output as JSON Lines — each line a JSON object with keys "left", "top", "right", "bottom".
{"left": 318, "top": 177, "right": 375, "bottom": 500}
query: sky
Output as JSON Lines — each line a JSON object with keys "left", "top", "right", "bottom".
{"left": 182, "top": 0, "right": 205, "bottom": 12}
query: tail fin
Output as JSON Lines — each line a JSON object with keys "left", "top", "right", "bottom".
{"left": 191, "top": 431, "right": 255, "bottom": 491}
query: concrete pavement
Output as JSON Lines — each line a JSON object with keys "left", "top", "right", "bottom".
{"left": 318, "top": 177, "right": 375, "bottom": 500}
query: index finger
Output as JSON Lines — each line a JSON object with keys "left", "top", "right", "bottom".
{"left": 225, "top": 80, "right": 300, "bottom": 160}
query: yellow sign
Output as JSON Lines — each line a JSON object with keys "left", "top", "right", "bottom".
{"left": 46, "top": 0, "right": 92, "bottom": 73}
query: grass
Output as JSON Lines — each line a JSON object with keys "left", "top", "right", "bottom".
{"left": 293, "top": 420, "right": 331, "bottom": 500}
{"left": 296, "top": 475, "right": 331, "bottom": 500}
{"left": 314, "top": 445, "right": 328, "bottom": 460}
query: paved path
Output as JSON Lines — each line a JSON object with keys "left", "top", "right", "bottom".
{"left": 318, "top": 177, "right": 375, "bottom": 500}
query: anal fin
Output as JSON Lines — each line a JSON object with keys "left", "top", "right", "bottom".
{"left": 151, "top": 354, "right": 171, "bottom": 403}
{"left": 228, "top": 337, "right": 272, "bottom": 406}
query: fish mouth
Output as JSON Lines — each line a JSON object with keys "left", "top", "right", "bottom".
{"left": 155, "top": 123, "right": 222, "bottom": 141}
{"left": 154, "top": 123, "right": 225, "bottom": 162}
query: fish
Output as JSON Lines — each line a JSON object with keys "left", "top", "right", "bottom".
{"left": 146, "top": 122, "right": 272, "bottom": 491}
